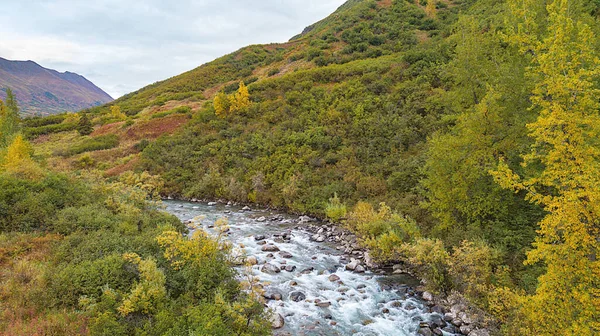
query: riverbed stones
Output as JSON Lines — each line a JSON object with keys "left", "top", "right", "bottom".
{"left": 279, "top": 251, "right": 293, "bottom": 258}
{"left": 284, "top": 265, "right": 296, "bottom": 272}
{"left": 468, "top": 329, "right": 490, "bottom": 336}
{"left": 460, "top": 325, "right": 473, "bottom": 335}
{"left": 328, "top": 274, "right": 340, "bottom": 282}
{"left": 345, "top": 258, "right": 360, "bottom": 271}
{"left": 354, "top": 265, "right": 365, "bottom": 273}
{"left": 315, "top": 301, "right": 331, "bottom": 308}
{"left": 261, "top": 263, "right": 281, "bottom": 274}
{"left": 261, "top": 244, "right": 280, "bottom": 252}
{"left": 270, "top": 313, "right": 285, "bottom": 329}
{"left": 254, "top": 234, "right": 266, "bottom": 241}
{"left": 256, "top": 216, "right": 266, "bottom": 222}
{"left": 290, "top": 291, "right": 306, "bottom": 302}
{"left": 242, "top": 206, "right": 251, "bottom": 211}
{"left": 300, "top": 267, "right": 314, "bottom": 274}
{"left": 246, "top": 256, "right": 258, "bottom": 265}
{"left": 208, "top": 202, "right": 217, "bottom": 206}
{"left": 418, "top": 327, "right": 433, "bottom": 336}
{"left": 422, "top": 291, "right": 434, "bottom": 302}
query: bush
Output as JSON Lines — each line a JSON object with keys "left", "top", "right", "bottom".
{"left": 404, "top": 238, "right": 452, "bottom": 293}
{"left": 345, "top": 202, "right": 420, "bottom": 261}
{"left": 23, "top": 122, "right": 77, "bottom": 139}
{"left": 325, "top": 193, "right": 347, "bottom": 221}
{"left": 63, "top": 134, "right": 119, "bottom": 156}
{"left": 449, "top": 240, "right": 504, "bottom": 307}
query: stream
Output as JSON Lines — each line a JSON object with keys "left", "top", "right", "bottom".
{"left": 163, "top": 200, "right": 457, "bottom": 336}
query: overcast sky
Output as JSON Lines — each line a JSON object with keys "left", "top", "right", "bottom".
{"left": 0, "top": 0, "right": 346, "bottom": 98}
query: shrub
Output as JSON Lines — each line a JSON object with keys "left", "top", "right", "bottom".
{"left": 449, "top": 240, "right": 504, "bottom": 307}
{"left": 63, "top": 134, "right": 119, "bottom": 156}
{"left": 404, "top": 238, "right": 452, "bottom": 293}
{"left": 325, "top": 193, "right": 347, "bottom": 221}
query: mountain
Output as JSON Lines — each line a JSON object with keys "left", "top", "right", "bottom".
{"left": 0, "top": 57, "right": 113, "bottom": 116}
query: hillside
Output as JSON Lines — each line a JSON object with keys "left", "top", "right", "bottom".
{"left": 0, "top": 57, "right": 113, "bottom": 116}
{"left": 19, "top": 0, "right": 600, "bottom": 334}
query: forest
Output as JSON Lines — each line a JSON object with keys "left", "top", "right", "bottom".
{"left": 2, "top": 0, "right": 600, "bottom": 335}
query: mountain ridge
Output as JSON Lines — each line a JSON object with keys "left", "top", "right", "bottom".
{"left": 0, "top": 57, "right": 113, "bottom": 116}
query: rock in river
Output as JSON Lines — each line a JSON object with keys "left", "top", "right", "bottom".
{"left": 262, "top": 244, "right": 280, "bottom": 252}
{"left": 270, "top": 313, "right": 285, "bottom": 329}
{"left": 290, "top": 291, "right": 306, "bottom": 302}
{"left": 261, "top": 263, "right": 281, "bottom": 274}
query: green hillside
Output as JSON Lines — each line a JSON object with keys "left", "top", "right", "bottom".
{"left": 13, "top": 0, "right": 600, "bottom": 334}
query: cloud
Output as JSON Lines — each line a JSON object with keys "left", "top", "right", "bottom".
{"left": 0, "top": 0, "right": 346, "bottom": 98}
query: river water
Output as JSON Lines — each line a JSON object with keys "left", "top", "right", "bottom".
{"left": 163, "top": 200, "right": 455, "bottom": 336}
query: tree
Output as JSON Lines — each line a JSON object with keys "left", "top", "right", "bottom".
{"left": 231, "top": 81, "right": 250, "bottom": 112}
{"left": 213, "top": 92, "right": 231, "bottom": 118}
{"left": 214, "top": 82, "right": 251, "bottom": 118}
{"left": 0, "top": 89, "right": 21, "bottom": 147}
{"left": 425, "top": 0, "right": 436, "bottom": 18}
{"left": 5, "top": 88, "right": 19, "bottom": 115}
{"left": 77, "top": 113, "right": 94, "bottom": 135}
{"left": 110, "top": 105, "right": 126, "bottom": 121}
{"left": 493, "top": 0, "right": 600, "bottom": 333}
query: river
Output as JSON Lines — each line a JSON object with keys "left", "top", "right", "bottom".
{"left": 163, "top": 200, "right": 457, "bottom": 336}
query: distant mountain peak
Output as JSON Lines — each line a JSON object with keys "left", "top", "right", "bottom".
{"left": 0, "top": 57, "right": 113, "bottom": 116}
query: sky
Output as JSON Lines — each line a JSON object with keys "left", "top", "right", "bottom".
{"left": 0, "top": 0, "right": 347, "bottom": 98}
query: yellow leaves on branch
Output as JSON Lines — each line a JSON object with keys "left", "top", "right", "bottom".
{"left": 156, "top": 228, "right": 221, "bottom": 271}
{"left": 214, "top": 82, "right": 251, "bottom": 118}
{"left": 492, "top": 0, "right": 600, "bottom": 333}
{"left": 118, "top": 253, "right": 166, "bottom": 317}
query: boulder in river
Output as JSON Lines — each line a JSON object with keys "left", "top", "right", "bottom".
{"left": 254, "top": 234, "right": 266, "bottom": 241}
{"left": 316, "top": 301, "right": 331, "bottom": 308}
{"left": 208, "top": 202, "right": 217, "bottom": 206}
{"left": 261, "top": 263, "right": 281, "bottom": 274}
{"left": 345, "top": 258, "right": 360, "bottom": 271}
{"left": 422, "top": 291, "right": 434, "bottom": 302}
{"left": 246, "top": 256, "right": 258, "bottom": 265}
{"left": 290, "top": 291, "right": 306, "bottom": 302}
{"left": 328, "top": 274, "right": 340, "bottom": 282}
{"left": 256, "top": 216, "right": 266, "bottom": 222}
{"left": 270, "top": 313, "right": 285, "bottom": 329}
{"left": 279, "top": 251, "right": 293, "bottom": 258}
{"left": 261, "top": 244, "right": 280, "bottom": 252}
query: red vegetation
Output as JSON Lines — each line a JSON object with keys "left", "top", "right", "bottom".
{"left": 124, "top": 115, "right": 189, "bottom": 141}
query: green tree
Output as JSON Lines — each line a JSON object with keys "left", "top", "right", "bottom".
{"left": 0, "top": 89, "right": 21, "bottom": 147}
{"left": 77, "top": 113, "right": 94, "bottom": 135}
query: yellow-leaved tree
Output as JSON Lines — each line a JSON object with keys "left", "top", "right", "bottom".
{"left": 1, "top": 134, "right": 43, "bottom": 179}
{"left": 425, "top": 0, "right": 436, "bottom": 19}
{"left": 110, "top": 105, "right": 127, "bottom": 121}
{"left": 214, "top": 82, "right": 251, "bottom": 118}
{"left": 214, "top": 91, "right": 231, "bottom": 118}
{"left": 492, "top": 0, "right": 600, "bottom": 334}
{"left": 231, "top": 81, "right": 251, "bottom": 111}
